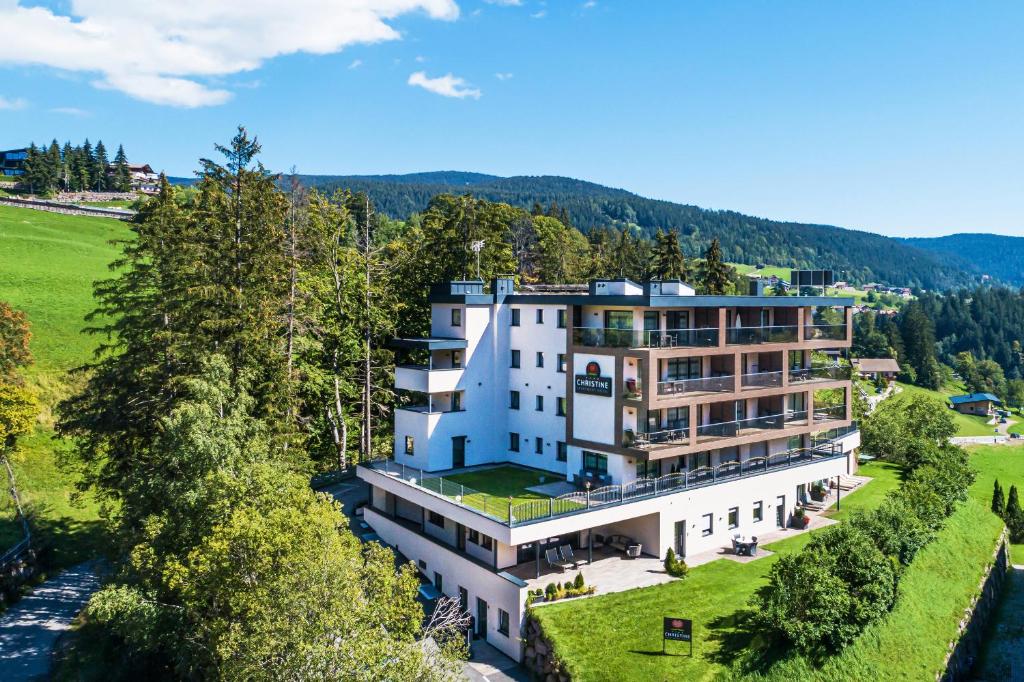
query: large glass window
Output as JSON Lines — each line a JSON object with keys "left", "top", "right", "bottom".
{"left": 582, "top": 451, "right": 608, "bottom": 474}
{"left": 643, "top": 310, "right": 660, "bottom": 331}
{"left": 666, "top": 406, "right": 688, "bottom": 430}
{"left": 604, "top": 310, "right": 633, "bottom": 329}
{"left": 665, "top": 357, "right": 701, "bottom": 380}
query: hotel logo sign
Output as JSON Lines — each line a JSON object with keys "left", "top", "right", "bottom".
{"left": 574, "top": 361, "right": 613, "bottom": 397}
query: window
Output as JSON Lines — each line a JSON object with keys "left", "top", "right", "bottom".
{"left": 536, "top": 352, "right": 544, "bottom": 368}
{"left": 728, "top": 507, "right": 739, "bottom": 529}
{"left": 556, "top": 397, "right": 567, "bottom": 416}
{"left": 459, "top": 586, "right": 468, "bottom": 612}
{"left": 434, "top": 572, "right": 443, "bottom": 592}
{"left": 509, "top": 432, "right": 520, "bottom": 452}
{"left": 510, "top": 390, "right": 520, "bottom": 410}
{"left": 753, "top": 501, "right": 764, "bottom": 522}
{"left": 666, "top": 406, "right": 688, "bottom": 430}
{"left": 557, "top": 309, "right": 567, "bottom": 328}
{"left": 428, "top": 511, "right": 444, "bottom": 528}
{"left": 535, "top": 437, "right": 543, "bottom": 455}
{"left": 511, "top": 308, "right": 521, "bottom": 326}
{"left": 451, "top": 350, "right": 462, "bottom": 368}
{"left": 583, "top": 451, "right": 608, "bottom": 475}
{"left": 418, "top": 559, "right": 427, "bottom": 570}
{"left": 511, "top": 350, "right": 520, "bottom": 368}
{"left": 451, "top": 308, "right": 462, "bottom": 327}
{"left": 535, "top": 395, "right": 544, "bottom": 412}
{"left": 536, "top": 308, "right": 544, "bottom": 324}
{"left": 701, "top": 513, "right": 713, "bottom": 537}
{"left": 481, "top": 534, "right": 493, "bottom": 550}
{"left": 451, "top": 392, "right": 462, "bottom": 411}
{"left": 556, "top": 441, "right": 567, "bottom": 462}
{"left": 557, "top": 353, "right": 567, "bottom": 373}
{"left": 468, "top": 529, "right": 480, "bottom": 545}
{"left": 498, "top": 609, "right": 510, "bottom": 636}
{"left": 404, "top": 436, "right": 414, "bottom": 455}
{"left": 604, "top": 310, "right": 633, "bottom": 329}
{"left": 636, "top": 460, "right": 657, "bottom": 479}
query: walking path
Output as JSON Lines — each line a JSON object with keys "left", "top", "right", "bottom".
{"left": 0, "top": 561, "right": 102, "bottom": 681}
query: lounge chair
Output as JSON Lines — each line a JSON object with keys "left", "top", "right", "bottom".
{"left": 545, "top": 548, "right": 572, "bottom": 572}
{"left": 559, "top": 544, "right": 580, "bottom": 568}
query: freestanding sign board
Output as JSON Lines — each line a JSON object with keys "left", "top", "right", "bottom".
{"left": 663, "top": 617, "right": 693, "bottom": 655}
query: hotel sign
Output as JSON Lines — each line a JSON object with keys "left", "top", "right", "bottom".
{"left": 574, "top": 361, "right": 612, "bottom": 397}
{"left": 663, "top": 617, "right": 692, "bottom": 642}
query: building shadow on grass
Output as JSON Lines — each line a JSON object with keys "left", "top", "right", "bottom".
{"left": 703, "top": 608, "right": 811, "bottom": 675}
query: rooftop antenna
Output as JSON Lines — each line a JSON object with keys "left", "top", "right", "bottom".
{"left": 471, "top": 240, "right": 485, "bottom": 280}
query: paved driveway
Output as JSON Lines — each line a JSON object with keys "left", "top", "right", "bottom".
{"left": 0, "top": 561, "right": 101, "bottom": 681}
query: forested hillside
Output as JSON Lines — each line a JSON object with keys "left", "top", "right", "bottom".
{"left": 273, "top": 172, "right": 977, "bottom": 291}
{"left": 901, "top": 233, "right": 1024, "bottom": 286}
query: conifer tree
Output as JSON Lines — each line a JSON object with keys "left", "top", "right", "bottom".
{"left": 93, "top": 140, "right": 109, "bottom": 191}
{"left": 653, "top": 229, "right": 688, "bottom": 280}
{"left": 1007, "top": 484, "right": 1020, "bottom": 520}
{"left": 113, "top": 144, "right": 131, "bottom": 192}
{"left": 701, "top": 238, "right": 731, "bottom": 294}
{"left": 992, "top": 479, "right": 1005, "bottom": 516}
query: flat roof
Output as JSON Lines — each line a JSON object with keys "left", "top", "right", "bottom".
{"left": 429, "top": 292, "right": 853, "bottom": 307}
{"left": 390, "top": 337, "right": 468, "bottom": 351}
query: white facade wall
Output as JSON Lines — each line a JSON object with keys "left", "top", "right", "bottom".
{"left": 571, "top": 352, "right": 617, "bottom": 446}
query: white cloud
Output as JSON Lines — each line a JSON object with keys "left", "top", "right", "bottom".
{"left": 0, "top": 95, "right": 28, "bottom": 110}
{"left": 349, "top": 59, "right": 363, "bottom": 69}
{"left": 484, "top": 0, "right": 522, "bottom": 5}
{"left": 415, "top": 55, "right": 426, "bottom": 62}
{"left": 0, "top": 0, "right": 460, "bottom": 108}
{"left": 49, "top": 106, "right": 90, "bottom": 116}
{"left": 531, "top": 10, "right": 547, "bottom": 18}
{"left": 582, "top": 0, "right": 596, "bottom": 7}
{"left": 408, "top": 71, "right": 481, "bottom": 99}
{"left": 495, "top": 72, "right": 513, "bottom": 80}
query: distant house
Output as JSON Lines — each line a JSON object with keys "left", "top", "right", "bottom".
{"left": 949, "top": 392, "right": 1002, "bottom": 416}
{"left": 127, "top": 164, "right": 159, "bottom": 193}
{"left": 853, "top": 358, "right": 901, "bottom": 382}
{"left": 0, "top": 148, "right": 28, "bottom": 176}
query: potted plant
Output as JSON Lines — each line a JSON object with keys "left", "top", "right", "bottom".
{"left": 810, "top": 482, "right": 826, "bottom": 502}
{"left": 791, "top": 507, "right": 810, "bottom": 529}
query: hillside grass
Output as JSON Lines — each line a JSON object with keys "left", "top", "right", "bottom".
{"left": 896, "top": 381, "right": 996, "bottom": 437}
{"left": 0, "top": 205, "right": 125, "bottom": 570}
{"left": 533, "top": 455, "right": 1010, "bottom": 681}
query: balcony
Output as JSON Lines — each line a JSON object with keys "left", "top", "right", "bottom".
{"left": 623, "top": 378, "right": 643, "bottom": 401}
{"left": 625, "top": 426, "right": 689, "bottom": 448}
{"left": 656, "top": 375, "right": 734, "bottom": 396}
{"left": 813, "top": 404, "right": 848, "bottom": 423}
{"left": 696, "top": 410, "right": 808, "bottom": 443}
{"left": 726, "top": 325, "right": 799, "bottom": 345}
{"left": 788, "top": 365, "right": 852, "bottom": 385}
{"left": 360, "top": 439, "right": 852, "bottom": 528}
{"left": 804, "top": 324, "right": 848, "bottom": 341}
{"left": 740, "top": 370, "right": 784, "bottom": 389}
{"left": 572, "top": 327, "right": 718, "bottom": 349}
{"left": 394, "top": 364, "right": 463, "bottom": 393}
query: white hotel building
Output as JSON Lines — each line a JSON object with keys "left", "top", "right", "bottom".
{"left": 357, "top": 277, "right": 860, "bottom": 661}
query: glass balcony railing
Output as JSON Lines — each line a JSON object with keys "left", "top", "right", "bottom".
{"left": 804, "top": 324, "right": 848, "bottom": 341}
{"left": 572, "top": 327, "right": 718, "bottom": 348}
{"left": 726, "top": 325, "right": 799, "bottom": 345}
{"left": 628, "top": 426, "right": 689, "bottom": 448}
{"left": 813, "top": 404, "right": 848, "bottom": 422}
{"left": 788, "top": 366, "right": 852, "bottom": 383}
{"left": 657, "top": 375, "right": 734, "bottom": 396}
{"left": 697, "top": 410, "right": 808, "bottom": 439}
{"left": 740, "top": 371, "right": 784, "bottom": 388}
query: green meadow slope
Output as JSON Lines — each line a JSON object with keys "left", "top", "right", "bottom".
{"left": 0, "top": 205, "right": 127, "bottom": 566}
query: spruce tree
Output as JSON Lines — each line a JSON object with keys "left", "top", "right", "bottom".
{"left": 79, "top": 139, "right": 93, "bottom": 191}
{"left": 701, "top": 238, "right": 730, "bottom": 295}
{"left": 1007, "top": 484, "right": 1020, "bottom": 520}
{"left": 992, "top": 479, "right": 1005, "bottom": 516}
{"left": 899, "top": 301, "right": 941, "bottom": 389}
{"left": 93, "top": 140, "right": 109, "bottom": 191}
{"left": 113, "top": 144, "right": 131, "bottom": 192}
{"left": 652, "top": 229, "right": 687, "bottom": 280}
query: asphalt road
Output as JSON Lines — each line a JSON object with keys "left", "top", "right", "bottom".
{"left": 0, "top": 561, "right": 101, "bottom": 681}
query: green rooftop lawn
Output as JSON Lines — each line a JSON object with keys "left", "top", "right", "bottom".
{"left": 533, "top": 456, "right": 1009, "bottom": 681}
{"left": 426, "top": 465, "right": 561, "bottom": 521}
{"left": 896, "top": 381, "right": 997, "bottom": 437}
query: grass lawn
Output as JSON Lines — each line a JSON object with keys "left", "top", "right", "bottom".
{"left": 533, "top": 459, "right": 1006, "bottom": 681}
{"left": 966, "top": 444, "right": 1024, "bottom": 556}
{"left": 429, "top": 465, "right": 558, "bottom": 521}
{"left": 78, "top": 200, "right": 135, "bottom": 209}
{"left": 896, "top": 381, "right": 997, "bottom": 437}
{"left": 0, "top": 205, "right": 123, "bottom": 570}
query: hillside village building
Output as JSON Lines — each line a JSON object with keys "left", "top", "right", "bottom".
{"left": 357, "top": 277, "right": 860, "bottom": 661}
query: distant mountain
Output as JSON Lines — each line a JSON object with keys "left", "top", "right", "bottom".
{"left": 167, "top": 170, "right": 990, "bottom": 291}
{"left": 899, "top": 234, "right": 1024, "bottom": 287}
{"left": 291, "top": 172, "right": 983, "bottom": 290}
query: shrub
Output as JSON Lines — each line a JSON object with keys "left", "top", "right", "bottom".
{"left": 753, "top": 524, "right": 897, "bottom": 653}
{"left": 900, "top": 479, "right": 947, "bottom": 532}
{"left": 853, "top": 496, "right": 934, "bottom": 566}
{"left": 544, "top": 583, "right": 557, "bottom": 599}
{"left": 664, "top": 548, "right": 688, "bottom": 578}
{"left": 573, "top": 572, "right": 585, "bottom": 589}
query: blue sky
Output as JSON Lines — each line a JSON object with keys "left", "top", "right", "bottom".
{"left": 1, "top": 1, "right": 1021, "bottom": 238}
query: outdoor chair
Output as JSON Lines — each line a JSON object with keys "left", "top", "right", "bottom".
{"left": 626, "top": 543, "right": 642, "bottom": 559}
{"left": 559, "top": 544, "right": 580, "bottom": 568}
{"left": 545, "top": 548, "right": 572, "bottom": 572}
